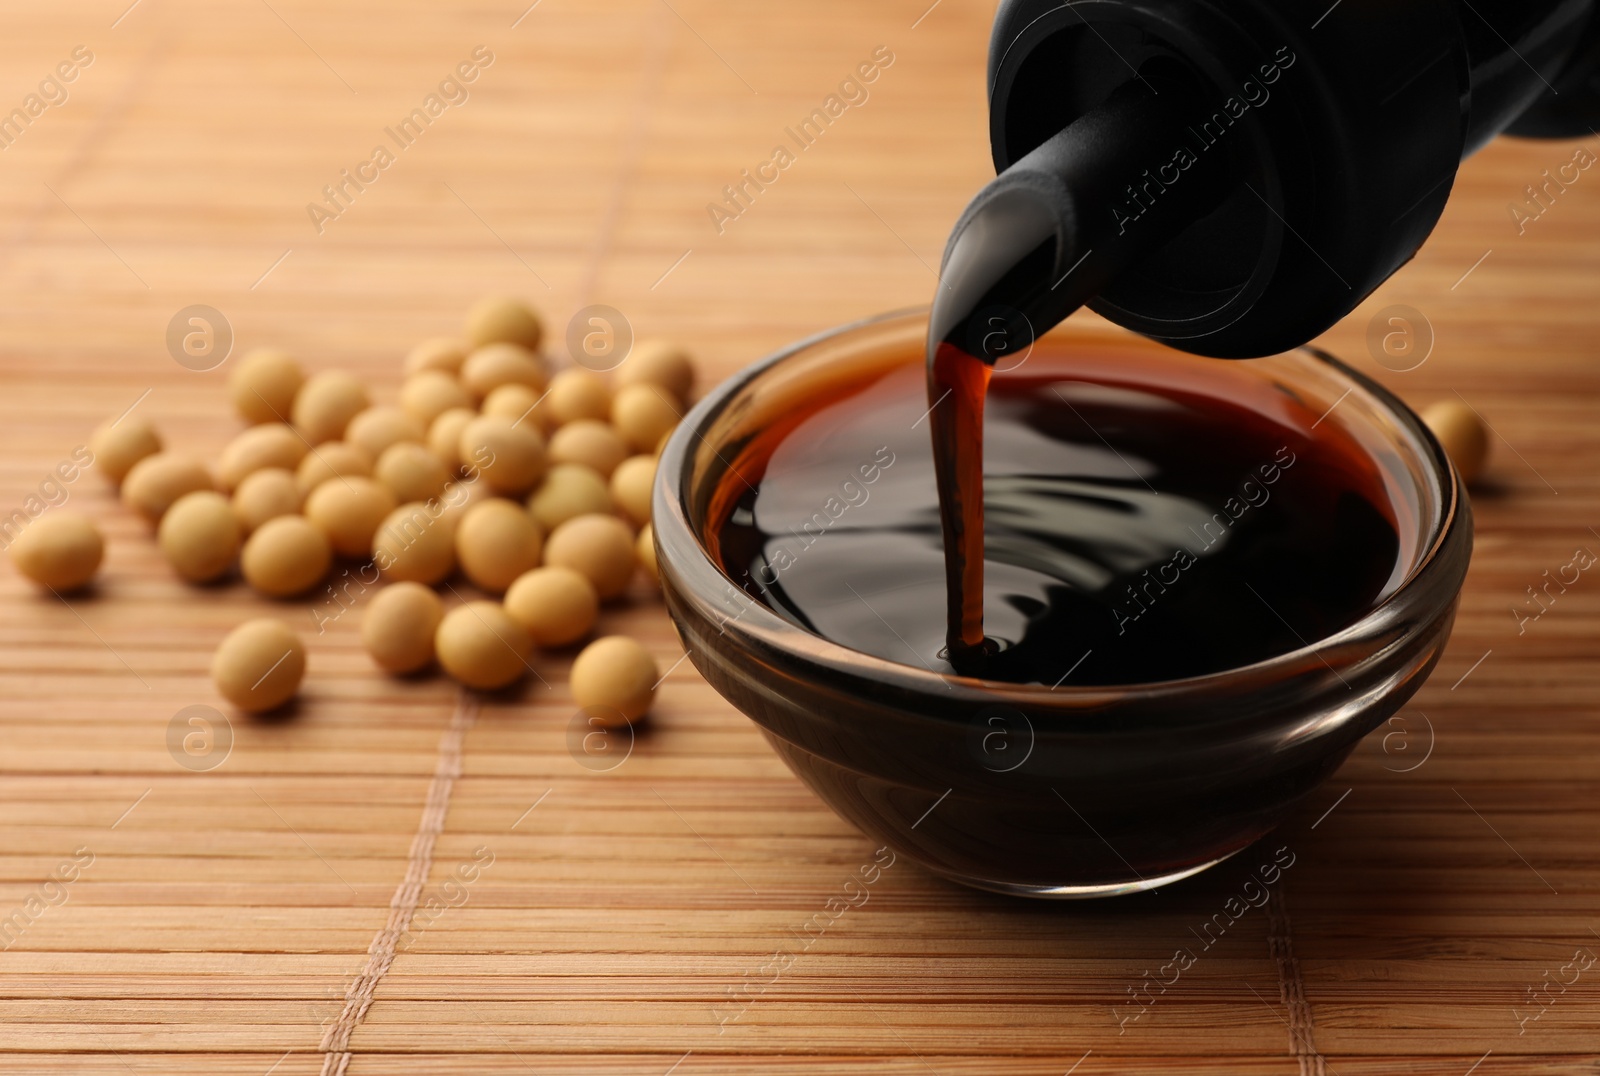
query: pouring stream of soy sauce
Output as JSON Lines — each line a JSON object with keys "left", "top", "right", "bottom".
{"left": 927, "top": 81, "right": 1239, "bottom": 672}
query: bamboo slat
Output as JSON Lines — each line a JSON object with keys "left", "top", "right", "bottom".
{"left": 0, "top": 0, "right": 1597, "bottom": 1071}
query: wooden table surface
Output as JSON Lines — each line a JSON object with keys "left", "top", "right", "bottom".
{"left": 2, "top": 1, "right": 1598, "bottom": 1072}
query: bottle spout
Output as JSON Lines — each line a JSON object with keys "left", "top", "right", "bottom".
{"left": 931, "top": 83, "right": 1238, "bottom": 363}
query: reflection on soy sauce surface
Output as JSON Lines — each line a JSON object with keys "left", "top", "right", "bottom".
{"left": 713, "top": 342, "right": 1401, "bottom": 685}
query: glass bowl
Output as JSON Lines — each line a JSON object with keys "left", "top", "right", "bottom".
{"left": 652, "top": 309, "right": 1471, "bottom": 898}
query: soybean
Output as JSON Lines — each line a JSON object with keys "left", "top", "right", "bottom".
{"left": 304, "top": 476, "right": 397, "bottom": 557}
{"left": 455, "top": 498, "right": 543, "bottom": 594}
{"left": 481, "top": 383, "right": 544, "bottom": 426}
{"left": 544, "top": 369, "right": 611, "bottom": 427}
{"left": 346, "top": 406, "right": 424, "bottom": 462}
{"left": 458, "top": 415, "right": 547, "bottom": 495}
{"left": 241, "top": 515, "right": 331, "bottom": 597}
{"left": 400, "top": 371, "right": 473, "bottom": 428}
{"left": 465, "top": 296, "right": 543, "bottom": 351}
{"left": 548, "top": 419, "right": 627, "bottom": 479}
{"left": 232, "top": 468, "right": 302, "bottom": 533}
{"left": 428, "top": 408, "right": 477, "bottom": 472}
{"left": 637, "top": 522, "right": 658, "bottom": 584}
{"left": 460, "top": 343, "right": 547, "bottom": 400}
{"left": 503, "top": 566, "right": 598, "bottom": 647}
{"left": 375, "top": 442, "right": 453, "bottom": 504}
{"left": 212, "top": 618, "right": 305, "bottom": 712}
{"left": 610, "top": 455, "right": 656, "bottom": 526}
{"left": 1421, "top": 400, "right": 1491, "bottom": 485}
{"left": 89, "top": 417, "right": 162, "bottom": 485}
{"left": 617, "top": 340, "right": 694, "bottom": 402}
{"left": 405, "top": 337, "right": 469, "bottom": 377}
{"left": 122, "top": 453, "right": 213, "bottom": 523}
{"left": 435, "top": 600, "right": 532, "bottom": 689}
{"left": 571, "top": 636, "right": 658, "bottom": 725}
{"left": 611, "top": 384, "right": 681, "bottom": 454}
{"left": 8, "top": 513, "right": 103, "bottom": 591}
{"left": 544, "top": 513, "right": 635, "bottom": 600}
{"left": 373, "top": 502, "right": 456, "bottom": 584}
{"left": 292, "top": 370, "right": 370, "bottom": 444}
{"left": 528, "top": 463, "right": 612, "bottom": 532}
{"left": 295, "top": 441, "right": 372, "bottom": 495}
{"left": 218, "top": 423, "right": 307, "bottom": 492}
{"left": 229, "top": 349, "right": 305, "bottom": 426}
{"left": 361, "top": 581, "right": 443, "bottom": 674}
{"left": 158, "top": 490, "right": 242, "bottom": 583}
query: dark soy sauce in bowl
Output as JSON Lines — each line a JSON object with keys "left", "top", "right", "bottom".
{"left": 711, "top": 337, "right": 1403, "bottom": 686}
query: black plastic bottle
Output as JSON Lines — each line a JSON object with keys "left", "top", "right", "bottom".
{"left": 923, "top": 0, "right": 1600, "bottom": 661}
{"left": 957, "top": 0, "right": 1600, "bottom": 358}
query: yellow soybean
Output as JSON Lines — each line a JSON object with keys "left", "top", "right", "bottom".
{"left": 405, "top": 337, "right": 469, "bottom": 376}
{"left": 465, "top": 296, "right": 543, "bottom": 351}
{"left": 158, "top": 491, "right": 242, "bottom": 583}
{"left": 361, "top": 581, "right": 444, "bottom": 674}
{"left": 292, "top": 370, "right": 370, "bottom": 444}
{"left": 345, "top": 406, "right": 424, "bottom": 462}
{"left": 527, "top": 463, "right": 613, "bottom": 532}
{"left": 455, "top": 498, "right": 543, "bottom": 594}
{"left": 637, "top": 522, "right": 658, "bottom": 584}
{"left": 212, "top": 618, "right": 305, "bottom": 713}
{"left": 428, "top": 408, "right": 477, "bottom": 473}
{"left": 295, "top": 441, "right": 373, "bottom": 495}
{"left": 1421, "top": 401, "right": 1491, "bottom": 485}
{"left": 435, "top": 600, "right": 532, "bottom": 689}
{"left": 218, "top": 423, "right": 307, "bottom": 492}
{"left": 458, "top": 415, "right": 547, "bottom": 495}
{"left": 481, "top": 383, "right": 544, "bottom": 426}
{"left": 400, "top": 371, "right": 474, "bottom": 428}
{"left": 89, "top": 418, "right": 162, "bottom": 485}
{"left": 503, "top": 566, "right": 598, "bottom": 647}
{"left": 571, "top": 636, "right": 658, "bottom": 725}
{"left": 232, "top": 468, "right": 302, "bottom": 533}
{"left": 373, "top": 502, "right": 456, "bottom": 584}
{"left": 548, "top": 419, "right": 628, "bottom": 478}
{"left": 8, "top": 513, "right": 104, "bottom": 591}
{"left": 460, "top": 343, "right": 547, "bottom": 400}
{"left": 611, "top": 384, "right": 681, "bottom": 455}
{"left": 375, "top": 442, "right": 453, "bottom": 504}
{"left": 616, "top": 340, "right": 694, "bottom": 402}
{"left": 122, "top": 453, "right": 213, "bottom": 523}
{"left": 545, "top": 369, "right": 612, "bottom": 427}
{"left": 544, "top": 513, "right": 635, "bottom": 600}
{"left": 229, "top": 349, "right": 305, "bottom": 426}
{"left": 240, "top": 515, "right": 331, "bottom": 597}
{"left": 304, "top": 477, "right": 398, "bottom": 558}
{"left": 610, "top": 455, "right": 656, "bottom": 526}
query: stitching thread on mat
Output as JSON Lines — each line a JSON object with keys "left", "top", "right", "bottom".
{"left": 319, "top": 689, "right": 479, "bottom": 1076}
{"left": 1266, "top": 886, "right": 1326, "bottom": 1076}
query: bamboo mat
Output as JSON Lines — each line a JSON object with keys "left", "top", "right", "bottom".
{"left": 1, "top": 0, "right": 1597, "bottom": 1072}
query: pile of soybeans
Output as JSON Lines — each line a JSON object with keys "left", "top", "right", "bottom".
{"left": 8, "top": 296, "right": 691, "bottom": 727}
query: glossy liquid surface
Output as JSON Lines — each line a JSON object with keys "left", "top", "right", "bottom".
{"left": 712, "top": 344, "right": 1402, "bottom": 685}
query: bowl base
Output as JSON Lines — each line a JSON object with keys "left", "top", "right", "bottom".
{"left": 935, "top": 846, "right": 1245, "bottom": 899}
